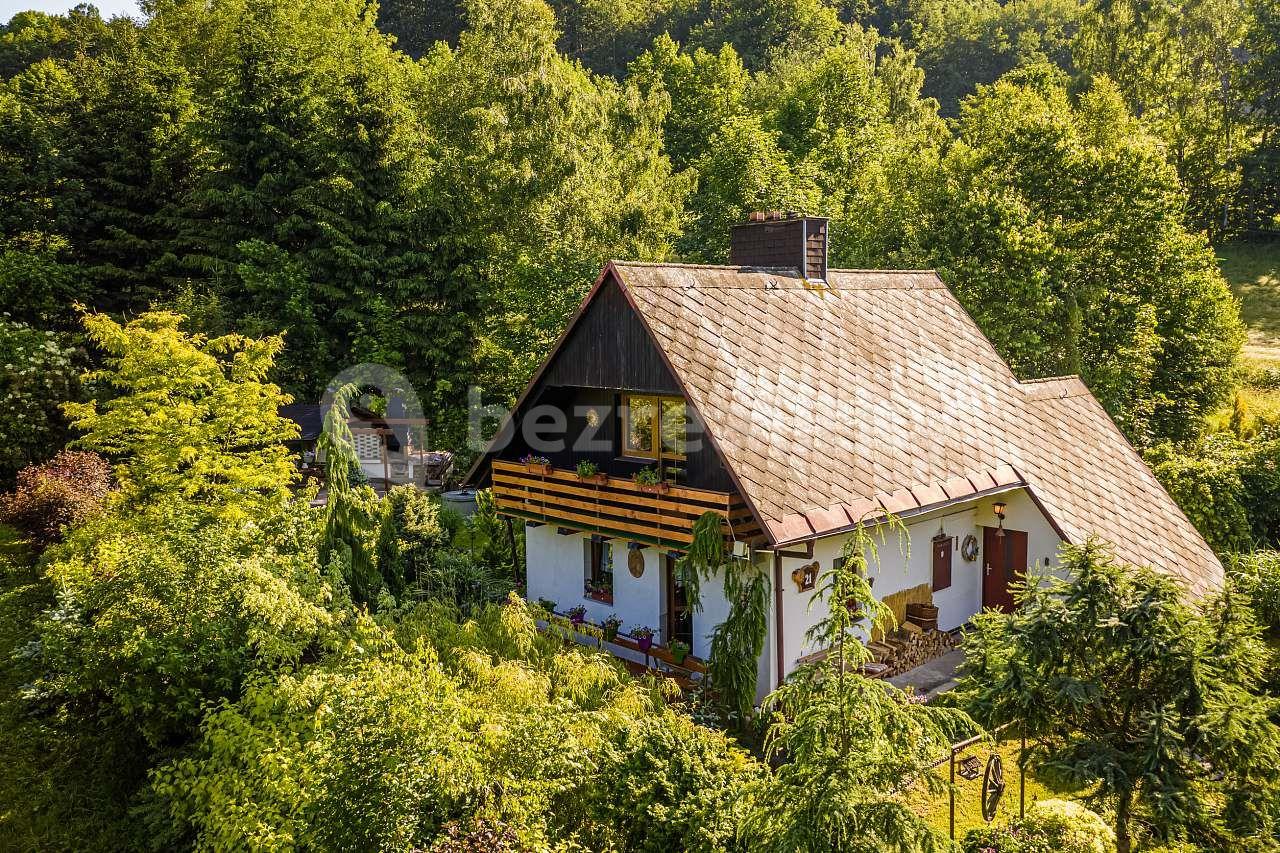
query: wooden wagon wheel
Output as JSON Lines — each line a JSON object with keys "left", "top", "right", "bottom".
{"left": 981, "top": 754, "right": 1005, "bottom": 822}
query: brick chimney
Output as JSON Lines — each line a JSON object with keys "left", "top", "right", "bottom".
{"left": 729, "top": 211, "right": 828, "bottom": 281}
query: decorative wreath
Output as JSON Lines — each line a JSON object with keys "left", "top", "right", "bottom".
{"left": 960, "top": 534, "right": 980, "bottom": 562}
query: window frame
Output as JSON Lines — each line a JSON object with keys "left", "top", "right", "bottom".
{"left": 620, "top": 394, "right": 687, "bottom": 461}
{"left": 584, "top": 538, "right": 614, "bottom": 604}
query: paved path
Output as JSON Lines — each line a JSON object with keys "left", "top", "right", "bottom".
{"left": 887, "top": 648, "right": 965, "bottom": 701}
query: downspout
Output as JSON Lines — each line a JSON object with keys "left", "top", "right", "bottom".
{"left": 774, "top": 550, "right": 785, "bottom": 690}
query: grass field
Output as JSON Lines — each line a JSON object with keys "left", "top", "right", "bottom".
{"left": 906, "top": 737, "right": 1092, "bottom": 841}
{"left": 1220, "top": 240, "right": 1280, "bottom": 364}
{"left": 1210, "top": 241, "right": 1280, "bottom": 427}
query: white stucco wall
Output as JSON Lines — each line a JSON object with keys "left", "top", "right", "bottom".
{"left": 524, "top": 486, "right": 1062, "bottom": 696}
{"left": 524, "top": 523, "right": 732, "bottom": 662}
{"left": 771, "top": 487, "right": 1063, "bottom": 687}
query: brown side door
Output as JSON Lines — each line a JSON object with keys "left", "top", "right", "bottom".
{"left": 982, "top": 527, "right": 1028, "bottom": 613}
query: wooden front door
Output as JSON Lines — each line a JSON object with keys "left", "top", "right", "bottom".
{"left": 982, "top": 527, "right": 1028, "bottom": 613}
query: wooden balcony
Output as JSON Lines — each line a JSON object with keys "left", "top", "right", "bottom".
{"left": 491, "top": 459, "right": 762, "bottom": 550}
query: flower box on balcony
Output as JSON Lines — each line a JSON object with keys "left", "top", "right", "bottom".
{"left": 577, "top": 472, "right": 609, "bottom": 485}
{"left": 524, "top": 462, "right": 552, "bottom": 475}
{"left": 637, "top": 482, "right": 669, "bottom": 495}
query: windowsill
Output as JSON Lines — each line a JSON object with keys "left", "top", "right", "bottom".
{"left": 584, "top": 589, "right": 614, "bottom": 605}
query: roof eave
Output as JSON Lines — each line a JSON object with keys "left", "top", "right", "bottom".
{"left": 765, "top": 480, "right": 1030, "bottom": 550}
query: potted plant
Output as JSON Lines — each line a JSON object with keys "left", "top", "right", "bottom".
{"left": 521, "top": 453, "right": 552, "bottom": 475}
{"left": 566, "top": 604, "right": 587, "bottom": 626}
{"left": 585, "top": 577, "right": 613, "bottom": 604}
{"left": 631, "top": 625, "right": 655, "bottom": 653}
{"left": 633, "top": 466, "right": 668, "bottom": 494}
{"left": 536, "top": 597, "right": 558, "bottom": 615}
{"left": 601, "top": 614, "right": 622, "bottom": 642}
{"left": 669, "top": 640, "right": 691, "bottom": 665}
{"left": 575, "top": 459, "right": 608, "bottom": 484}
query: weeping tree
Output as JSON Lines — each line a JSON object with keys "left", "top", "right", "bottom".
{"left": 318, "top": 382, "right": 382, "bottom": 605}
{"left": 677, "top": 512, "right": 771, "bottom": 725}
{"left": 741, "top": 515, "right": 978, "bottom": 852}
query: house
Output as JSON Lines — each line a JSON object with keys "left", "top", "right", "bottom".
{"left": 280, "top": 401, "right": 454, "bottom": 490}
{"left": 465, "top": 213, "right": 1222, "bottom": 697}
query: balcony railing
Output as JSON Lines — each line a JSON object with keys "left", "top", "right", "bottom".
{"left": 491, "top": 459, "right": 761, "bottom": 550}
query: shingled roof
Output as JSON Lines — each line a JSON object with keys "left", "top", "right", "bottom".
{"left": 609, "top": 262, "right": 1223, "bottom": 598}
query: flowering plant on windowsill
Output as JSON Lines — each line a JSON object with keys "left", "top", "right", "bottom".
{"left": 584, "top": 583, "right": 614, "bottom": 604}
{"left": 601, "top": 614, "right": 622, "bottom": 642}
{"left": 669, "top": 640, "right": 691, "bottom": 665}
{"left": 566, "top": 604, "right": 587, "bottom": 625}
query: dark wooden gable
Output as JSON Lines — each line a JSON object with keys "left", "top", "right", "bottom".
{"left": 466, "top": 268, "right": 741, "bottom": 496}
{"left": 540, "top": 274, "right": 680, "bottom": 394}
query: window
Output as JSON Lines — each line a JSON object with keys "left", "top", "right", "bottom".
{"left": 932, "top": 535, "right": 952, "bottom": 592}
{"left": 622, "top": 395, "right": 687, "bottom": 459}
{"left": 585, "top": 538, "right": 614, "bottom": 603}
{"left": 353, "top": 432, "right": 382, "bottom": 461}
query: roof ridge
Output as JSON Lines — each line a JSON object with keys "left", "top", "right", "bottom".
{"left": 827, "top": 268, "right": 939, "bottom": 274}
{"left": 1018, "top": 375, "right": 1090, "bottom": 401}
{"left": 610, "top": 260, "right": 780, "bottom": 271}
{"left": 611, "top": 260, "right": 941, "bottom": 276}
{"left": 1020, "top": 375, "right": 1082, "bottom": 384}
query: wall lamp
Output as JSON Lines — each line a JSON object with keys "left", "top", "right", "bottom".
{"left": 993, "top": 501, "right": 1007, "bottom": 537}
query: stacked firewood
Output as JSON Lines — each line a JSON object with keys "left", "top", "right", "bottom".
{"left": 865, "top": 622, "right": 956, "bottom": 678}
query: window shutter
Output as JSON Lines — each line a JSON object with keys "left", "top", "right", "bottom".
{"left": 932, "top": 535, "right": 952, "bottom": 592}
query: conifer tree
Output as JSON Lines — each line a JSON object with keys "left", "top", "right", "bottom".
{"left": 960, "top": 540, "right": 1280, "bottom": 852}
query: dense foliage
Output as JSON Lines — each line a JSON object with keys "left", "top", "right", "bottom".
{"left": 0, "top": 0, "right": 1257, "bottom": 456}
{"left": 743, "top": 520, "right": 978, "bottom": 851}
{"left": 0, "top": 449, "right": 110, "bottom": 547}
{"left": 962, "top": 799, "right": 1116, "bottom": 853}
{"left": 0, "top": 317, "right": 80, "bottom": 486}
{"left": 959, "top": 540, "right": 1280, "bottom": 852}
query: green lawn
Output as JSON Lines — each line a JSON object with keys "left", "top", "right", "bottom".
{"left": 906, "top": 737, "right": 1092, "bottom": 841}
{"left": 1220, "top": 240, "right": 1280, "bottom": 363}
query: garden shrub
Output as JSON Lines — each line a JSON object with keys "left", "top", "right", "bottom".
{"left": 963, "top": 799, "right": 1116, "bottom": 853}
{"left": 0, "top": 449, "right": 110, "bottom": 547}
{"left": 1146, "top": 437, "right": 1254, "bottom": 552}
{"left": 1228, "top": 550, "right": 1280, "bottom": 633}
{"left": 38, "top": 496, "right": 334, "bottom": 746}
{"left": 429, "top": 817, "right": 522, "bottom": 852}
{"left": 152, "top": 608, "right": 690, "bottom": 850}
{"left": 376, "top": 484, "right": 447, "bottom": 596}
{"left": 0, "top": 317, "right": 80, "bottom": 488}
{"left": 577, "top": 713, "right": 762, "bottom": 853}
{"left": 1147, "top": 431, "right": 1280, "bottom": 551}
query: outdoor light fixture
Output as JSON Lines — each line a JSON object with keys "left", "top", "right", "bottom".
{"left": 993, "top": 501, "right": 1007, "bottom": 538}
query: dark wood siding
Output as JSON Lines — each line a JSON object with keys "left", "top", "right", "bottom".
{"left": 542, "top": 278, "right": 679, "bottom": 394}
{"left": 488, "top": 272, "right": 737, "bottom": 494}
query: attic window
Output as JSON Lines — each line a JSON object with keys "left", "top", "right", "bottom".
{"left": 622, "top": 395, "right": 686, "bottom": 459}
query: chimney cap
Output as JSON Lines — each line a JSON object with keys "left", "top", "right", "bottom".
{"left": 743, "top": 210, "right": 824, "bottom": 224}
